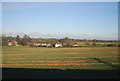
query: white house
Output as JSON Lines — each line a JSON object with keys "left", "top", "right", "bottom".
{"left": 41, "top": 43, "right": 47, "bottom": 46}
{"left": 33, "top": 43, "right": 41, "bottom": 46}
{"left": 8, "top": 42, "right": 12, "bottom": 46}
{"left": 55, "top": 43, "right": 62, "bottom": 47}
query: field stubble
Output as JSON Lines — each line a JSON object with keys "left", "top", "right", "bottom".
{"left": 2, "top": 46, "right": 119, "bottom": 70}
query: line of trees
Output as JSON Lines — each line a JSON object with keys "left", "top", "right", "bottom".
{"left": 1, "top": 35, "right": 79, "bottom": 47}
{"left": 1, "top": 34, "right": 31, "bottom": 46}
{"left": 1, "top": 34, "right": 119, "bottom": 47}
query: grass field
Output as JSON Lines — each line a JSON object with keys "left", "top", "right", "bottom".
{"left": 2, "top": 46, "right": 119, "bottom": 70}
{"left": 77, "top": 42, "right": 119, "bottom": 46}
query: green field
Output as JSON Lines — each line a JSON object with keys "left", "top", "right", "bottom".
{"left": 2, "top": 46, "right": 119, "bottom": 70}
{"left": 77, "top": 42, "right": 119, "bottom": 46}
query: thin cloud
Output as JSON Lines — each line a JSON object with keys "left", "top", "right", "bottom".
{"left": 2, "top": 2, "right": 47, "bottom": 10}
{"left": 2, "top": 0, "right": 119, "bottom": 2}
{"left": 2, "top": 2, "right": 117, "bottom": 10}
{"left": 2, "top": 31, "right": 118, "bottom": 40}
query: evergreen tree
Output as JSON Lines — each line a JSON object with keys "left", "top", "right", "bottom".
{"left": 16, "top": 35, "right": 20, "bottom": 44}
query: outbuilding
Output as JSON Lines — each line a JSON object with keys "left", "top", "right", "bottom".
{"left": 55, "top": 43, "right": 62, "bottom": 47}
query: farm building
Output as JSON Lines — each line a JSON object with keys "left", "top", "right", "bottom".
{"left": 55, "top": 43, "right": 62, "bottom": 47}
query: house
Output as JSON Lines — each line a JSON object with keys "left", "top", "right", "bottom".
{"left": 33, "top": 42, "right": 51, "bottom": 47}
{"left": 33, "top": 43, "right": 41, "bottom": 47}
{"left": 41, "top": 43, "right": 47, "bottom": 47}
{"left": 72, "top": 43, "right": 79, "bottom": 47}
{"left": 46, "top": 44, "right": 51, "bottom": 47}
{"left": 8, "top": 40, "right": 19, "bottom": 46}
{"left": 55, "top": 43, "right": 62, "bottom": 47}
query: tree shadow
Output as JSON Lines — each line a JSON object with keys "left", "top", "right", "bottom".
{"left": 2, "top": 67, "right": 119, "bottom": 79}
{"left": 91, "top": 58, "right": 119, "bottom": 69}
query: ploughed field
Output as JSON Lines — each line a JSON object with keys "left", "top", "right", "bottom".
{"left": 2, "top": 46, "right": 119, "bottom": 70}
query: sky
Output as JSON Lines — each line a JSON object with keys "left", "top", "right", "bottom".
{"left": 1, "top": 0, "right": 120, "bottom": 2}
{"left": 2, "top": 2, "right": 118, "bottom": 40}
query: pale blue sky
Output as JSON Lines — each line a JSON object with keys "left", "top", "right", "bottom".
{"left": 2, "top": 2, "right": 118, "bottom": 40}
{"left": 2, "top": 0, "right": 120, "bottom": 2}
